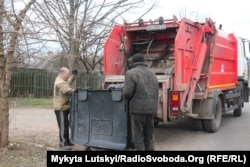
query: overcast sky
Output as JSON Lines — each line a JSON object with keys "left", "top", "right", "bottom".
{"left": 121, "top": 0, "right": 250, "bottom": 39}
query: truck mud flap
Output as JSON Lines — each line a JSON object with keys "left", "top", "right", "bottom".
{"left": 70, "top": 88, "right": 128, "bottom": 150}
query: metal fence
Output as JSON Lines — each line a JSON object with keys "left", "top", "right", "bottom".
{"left": 10, "top": 68, "right": 103, "bottom": 98}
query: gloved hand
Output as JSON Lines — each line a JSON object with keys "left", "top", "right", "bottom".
{"left": 108, "top": 84, "right": 124, "bottom": 90}
{"left": 72, "top": 69, "right": 78, "bottom": 76}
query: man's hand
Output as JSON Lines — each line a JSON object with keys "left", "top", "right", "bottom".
{"left": 72, "top": 69, "right": 78, "bottom": 76}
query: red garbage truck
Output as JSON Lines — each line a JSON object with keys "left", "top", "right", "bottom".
{"left": 70, "top": 16, "right": 250, "bottom": 150}
{"left": 103, "top": 16, "right": 250, "bottom": 132}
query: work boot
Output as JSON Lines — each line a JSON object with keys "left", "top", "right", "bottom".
{"left": 65, "top": 138, "right": 74, "bottom": 146}
{"left": 65, "top": 141, "right": 74, "bottom": 147}
{"left": 59, "top": 142, "right": 72, "bottom": 150}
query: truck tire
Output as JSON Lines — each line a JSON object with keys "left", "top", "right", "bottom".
{"left": 191, "top": 119, "right": 204, "bottom": 131}
{"left": 233, "top": 102, "right": 242, "bottom": 117}
{"left": 203, "top": 98, "right": 222, "bottom": 133}
{"left": 154, "top": 121, "right": 160, "bottom": 127}
{"left": 234, "top": 81, "right": 243, "bottom": 117}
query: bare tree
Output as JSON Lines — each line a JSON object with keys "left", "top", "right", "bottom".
{"left": 33, "top": 0, "right": 159, "bottom": 71}
{"left": 178, "top": 6, "right": 206, "bottom": 22}
{"left": 0, "top": 0, "right": 36, "bottom": 147}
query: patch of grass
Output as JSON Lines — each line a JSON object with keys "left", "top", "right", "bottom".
{"left": 9, "top": 98, "right": 53, "bottom": 108}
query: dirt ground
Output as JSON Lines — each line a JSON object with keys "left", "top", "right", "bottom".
{"left": 3, "top": 105, "right": 249, "bottom": 166}
{"left": 2, "top": 107, "right": 174, "bottom": 167}
{"left": 8, "top": 107, "right": 88, "bottom": 149}
{"left": 9, "top": 108, "right": 58, "bottom": 148}
{"left": 0, "top": 107, "right": 87, "bottom": 167}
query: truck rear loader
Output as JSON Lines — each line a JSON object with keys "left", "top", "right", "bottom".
{"left": 70, "top": 16, "right": 250, "bottom": 150}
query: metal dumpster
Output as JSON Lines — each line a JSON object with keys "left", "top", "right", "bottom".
{"left": 70, "top": 88, "right": 131, "bottom": 150}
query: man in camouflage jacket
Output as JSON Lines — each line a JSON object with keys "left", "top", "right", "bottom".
{"left": 53, "top": 67, "right": 78, "bottom": 149}
{"left": 123, "top": 53, "right": 159, "bottom": 151}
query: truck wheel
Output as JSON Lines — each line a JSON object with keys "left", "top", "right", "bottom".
{"left": 154, "top": 121, "right": 160, "bottom": 127}
{"left": 191, "top": 119, "right": 204, "bottom": 131}
{"left": 203, "top": 98, "right": 222, "bottom": 133}
{"left": 233, "top": 102, "right": 242, "bottom": 117}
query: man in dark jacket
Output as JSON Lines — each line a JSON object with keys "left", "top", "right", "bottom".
{"left": 123, "top": 53, "right": 159, "bottom": 151}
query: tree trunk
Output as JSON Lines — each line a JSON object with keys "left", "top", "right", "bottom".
{"left": 0, "top": 97, "right": 9, "bottom": 147}
{"left": 0, "top": 0, "right": 36, "bottom": 148}
{"left": 0, "top": 0, "right": 6, "bottom": 148}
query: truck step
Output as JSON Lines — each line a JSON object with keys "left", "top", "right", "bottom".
{"left": 185, "top": 113, "right": 199, "bottom": 118}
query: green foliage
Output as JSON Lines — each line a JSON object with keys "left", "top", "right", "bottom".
{"left": 9, "top": 98, "right": 53, "bottom": 108}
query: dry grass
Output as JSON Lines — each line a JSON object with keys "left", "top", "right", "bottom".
{"left": 0, "top": 140, "right": 47, "bottom": 167}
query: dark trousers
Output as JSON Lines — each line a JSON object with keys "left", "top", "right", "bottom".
{"left": 54, "top": 110, "right": 70, "bottom": 146}
{"left": 131, "top": 113, "right": 155, "bottom": 151}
